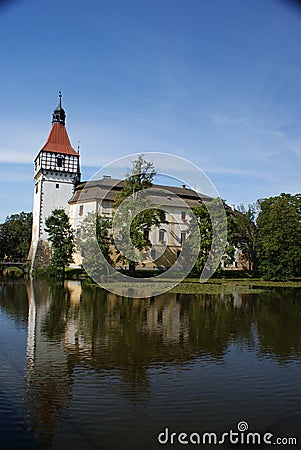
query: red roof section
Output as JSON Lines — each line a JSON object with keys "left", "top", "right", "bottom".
{"left": 41, "top": 122, "right": 78, "bottom": 156}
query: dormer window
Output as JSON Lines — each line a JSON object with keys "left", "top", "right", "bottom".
{"left": 56, "top": 156, "right": 64, "bottom": 168}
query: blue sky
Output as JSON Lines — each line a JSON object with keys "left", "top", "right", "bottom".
{"left": 0, "top": 0, "right": 301, "bottom": 221}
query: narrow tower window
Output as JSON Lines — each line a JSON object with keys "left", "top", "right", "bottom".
{"left": 56, "top": 156, "right": 64, "bottom": 168}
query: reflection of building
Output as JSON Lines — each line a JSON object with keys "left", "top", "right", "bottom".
{"left": 29, "top": 95, "right": 242, "bottom": 270}
{"left": 25, "top": 280, "right": 201, "bottom": 432}
{"left": 64, "top": 289, "right": 187, "bottom": 357}
{"left": 25, "top": 281, "right": 254, "bottom": 384}
{"left": 24, "top": 280, "right": 298, "bottom": 448}
{"left": 25, "top": 280, "right": 74, "bottom": 446}
{"left": 0, "top": 279, "right": 298, "bottom": 449}
{"left": 146, "top": 293, "right": 188, "bottom": 342}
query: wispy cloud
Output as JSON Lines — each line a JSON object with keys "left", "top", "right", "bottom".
{"left": 204, "top": 165, "right": 269, "bottom": 178}
{"left": 255, "top": 127, "right": 284, "bottom": 138}
{"left": 207, "top": 112, "right": 247, "bottom": 126}
{"left": 134, "top": 116, "right": 176, "bottom": 130}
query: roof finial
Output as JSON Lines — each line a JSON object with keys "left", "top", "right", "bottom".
{"left": 77, "top": 140, "right": 80, "bottom": 154}
{"left": 52, "top": 91, "right": 66, "bottom": 124}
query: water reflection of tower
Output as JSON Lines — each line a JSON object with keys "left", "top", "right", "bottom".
{"left": 64, "top": 280, "right": 84, "bottom": 352}
{"left": 25, "top": 280, "right": 74, "bottom": 447}
{"left": 147, "top": 293, "right": 187, "bottom": 343}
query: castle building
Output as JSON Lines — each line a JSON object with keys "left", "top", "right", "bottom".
{"left": 68, "top": 177, "right": 211, "bottom": 268}
{"left": 30, "top": 96, "right": 241, "bottom": 271}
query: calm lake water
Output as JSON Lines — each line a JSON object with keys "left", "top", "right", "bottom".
{"left": 0, "top": 279, "right": 300, "bottom": 449}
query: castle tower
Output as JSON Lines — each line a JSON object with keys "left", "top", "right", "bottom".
{"left": 29, "top": 93, "right": 80, "bottom": 270}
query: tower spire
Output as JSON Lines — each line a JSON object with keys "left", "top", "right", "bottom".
{"left": 52, "top": 91, "right": 66, "bottom": 125}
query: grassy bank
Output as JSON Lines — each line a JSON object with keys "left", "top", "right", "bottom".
{"left": 171, "top": 278, "right": 301, "bottom": 294}
{"left": 81, "top": 276, "right": 301, "bottom": 295}
{"left": 31, "top": 267, "right": 301, "bottom": 295}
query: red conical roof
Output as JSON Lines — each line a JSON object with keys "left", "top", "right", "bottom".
{"left": 41, "top": 122, "right": 78, "bottom": 156}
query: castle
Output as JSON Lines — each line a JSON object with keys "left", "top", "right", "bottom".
{"left": 29, "top": 95, "right": 240, "bottom": 271}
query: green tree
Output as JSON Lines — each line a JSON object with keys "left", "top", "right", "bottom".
{"left": 189, "top": 203, "right": 213, "bottom": 274}
{"left": 234, "top": 204, "right": 258, "bottom": 271}
{"left": 256, "top": 193, "right": 301, "bottom": 280}
{"left": 0, "top": 212, "right": 32, "bottom": 260}
{"left": 45, "top": 208, "right": 75, "bottom": 278}
{"left": 78, "top": 212, "right": 113, "bottom": 279}
{"left": 113, "top": 155, "right": 164, "bottom": 273}
{"left": 189, "top": 200, "right": 235, "bottom": 275}
{"left": 114, "top": 154, "right": 156, "bottom": 204}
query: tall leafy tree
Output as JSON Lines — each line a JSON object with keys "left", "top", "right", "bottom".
{"left": 188, "top": 203, "right": 213, "bottom": 274}
{"left": 264, "top": 194, "right": 299, "bottom": 277}
{"left": 45, "top": 209, "right": 75, "bottom": 278}
{"left": 78, "top": 212, "right": 113, "bottom": 279}
{"left": 113, "top": 155, "right": 164, "bottom": 272}
{"left": 189, "top": 200, "right": 235, "bottom": 274}
{"left": 0, "top": 212, "right": 32, "bottom": 260}
{"left": 256, "top": 193, "right": 301, "bottom": 280}
{"left": 114, "top": 154, "right": 156, "bottom": 203}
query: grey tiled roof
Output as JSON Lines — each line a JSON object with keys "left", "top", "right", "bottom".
{"left": 69, "top": 177, "right": 212, "bottom": 207}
